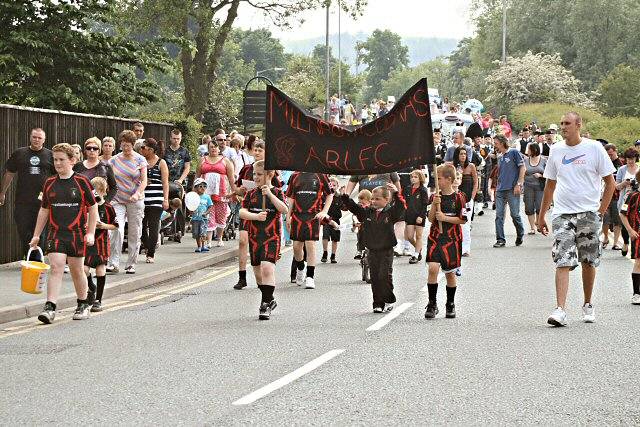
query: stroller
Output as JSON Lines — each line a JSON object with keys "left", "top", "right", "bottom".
{"left": 222, "top": 203, "right": 239, "bottom": 241}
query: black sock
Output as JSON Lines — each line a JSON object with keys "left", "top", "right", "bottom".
{"left": 306, "top": 265, "right": 315, "bottom": 278}
{"left": 633, "top": 273, "right": 640, "bottom": 294}
{"left": 427, "top": 283, "right": 438, "bottom": 303}
{"left": 239, "top": 270, "right": 247, "bottom": 281}
{"left": 322, "top": 251, "right": 328, "bottom": 257}
{"left": 86, "top": 274, "right": 96, "bottom": 292}
{"left": 330, "top": 253, "right": 336, "bottom": 259}
{"left": 46, "top": 301, "right": 57, "bottom": 310}
{"left": 96, "top": 275, "right": 106, "bottom": 301}
{"left": 290, "top": 259, "right": 297, "bottom": 280}
{"left": 258, "top": 284, "right": 275, "bottom": 303}
{"left": 446, "top": 286, "right": 457, "bottom": 304}
{"left": 297, "top": 260, "right": 305, "bottom": 270}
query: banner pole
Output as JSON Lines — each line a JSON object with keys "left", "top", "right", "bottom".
{"left": 432, "top": 164, "right": 443, "bottom": 233}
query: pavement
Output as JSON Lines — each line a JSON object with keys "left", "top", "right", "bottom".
{"left": 0, "top": 235, "right": 238, "bottom": 324}
{"left": 2, "top": 205, "right": 640, "bottom": 424}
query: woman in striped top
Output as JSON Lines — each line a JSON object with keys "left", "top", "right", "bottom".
{"left": 107, "top": 130, "right": 148, "bottom": 274}
{"left": 140, "top": 138, "right": 169, "bottom": 263}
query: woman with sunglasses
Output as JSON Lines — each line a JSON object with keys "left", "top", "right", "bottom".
{"left": 73, "top": 137, "right": 117, "bottom": 202}
{"left": 139, "top": 138, "right": 169, "bottom": 263}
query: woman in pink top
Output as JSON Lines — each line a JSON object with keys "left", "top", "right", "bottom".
{"left": 197, "top": 137, "right": 237, "bottom": 247}
{"left": 499, "top": 115, "right": 512, "bottom": 139}
{"left": 107, "top": 130, "right": 148, "bottom": 274}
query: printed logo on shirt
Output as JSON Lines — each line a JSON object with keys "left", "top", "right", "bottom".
{"left": 29, "top": 156, "right": 40, "bottom": 166}
{"left": 561, "top": 154, "right": 586, "bottom": 165}
{"left": 69, "top": 187, "right": 79, "bottom": 201}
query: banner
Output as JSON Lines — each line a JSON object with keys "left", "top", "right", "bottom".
{"left": 264, "top": 78, "right": 435, "bottom": 175}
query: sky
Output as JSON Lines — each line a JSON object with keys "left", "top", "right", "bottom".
{"left": 235, "top": 0, "right": 475, "bottom": 41}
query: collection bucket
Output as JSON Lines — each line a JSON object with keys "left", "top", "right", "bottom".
{"left": 20, "top": 247, "right": 49, "bottom": 294}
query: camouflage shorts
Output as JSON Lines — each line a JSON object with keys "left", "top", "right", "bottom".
{"left": 552, "top": 211, "right": 602, "bottom": 270}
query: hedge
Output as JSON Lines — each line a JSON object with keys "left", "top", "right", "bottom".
{"left": 512, "top": 103, "right": 640, "bottom": 150}
{"left": 138, "top": 112, "right": 203, "bottom": 164}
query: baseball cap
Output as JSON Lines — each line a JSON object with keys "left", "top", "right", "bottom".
{"left": 193, "top": 178, "right": 207, "bottom": 187}
{"left": 548, "top": 123, "right": 559, "bottom": 131}
{"left": 634, "top": 139, "right": 640, "bottom": 146}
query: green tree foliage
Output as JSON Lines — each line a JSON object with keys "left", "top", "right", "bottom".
{"left": 484, "top": 51, "right": 588, "bottom": 113}
{"left": 381, "top": 58, "right": 454, "bottom": 99}
{"left": 0, "top": 0, "right": 167, "bottom": 115}
{"left": 279, "top": 55, "right": 325, "bottom": 110}
{"left": 598, "top": 65, "right": 640, "bottom": 117}
{"left": 234, "top": 29, "right": 286, "bottom": 82}
{"left": 357, "top": 30, "right": 409, "bottom": 100}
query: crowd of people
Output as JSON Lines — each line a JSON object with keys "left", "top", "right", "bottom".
{"left": 2, "top": 108, "right": 639, "bottom": 325}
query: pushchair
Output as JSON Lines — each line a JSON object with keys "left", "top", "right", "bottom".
{"left": 222, "top": 203, "right": 239, "bottom": 241}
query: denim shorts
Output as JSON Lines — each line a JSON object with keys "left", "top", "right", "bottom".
{"left": 191, "top": 219, "right": 207, "bottom": 239}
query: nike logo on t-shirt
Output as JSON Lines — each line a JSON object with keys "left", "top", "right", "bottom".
{"left": 562, "top": 154, "right": 586, "bottom": 165}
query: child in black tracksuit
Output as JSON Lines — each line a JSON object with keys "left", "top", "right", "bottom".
{"left": 341, "top": 183, "right": 406, "bottom": 313}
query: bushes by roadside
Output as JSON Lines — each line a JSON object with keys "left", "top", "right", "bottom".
{"left": 512, "top": 103, "right": 640, "bottom": 150}
{"left": 138, "top": 112, "right": 203, "bottom": 163}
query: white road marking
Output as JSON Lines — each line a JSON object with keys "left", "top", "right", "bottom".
{"left": 232, "top": 349, "right": 345, "bottom": 406}
{"left": 365, "top": 302, "right": 414, "bottom": 331}
{"left": 421, "top": 272, "right": 444, "bottom": 292}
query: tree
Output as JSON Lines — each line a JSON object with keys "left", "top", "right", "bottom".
{"left": 235, "top": 29, "right": 286, "bottom": 82}
{"left": 0, "top": 0, "right": 167, "bottom": 115}
{"left": 484, "top": 51, "right": 588, "bottom": 113}
{"left": 116, "top": 0, "right": 366, "bottom": 121}
{"left": 381, "top": 58, "right": 453, "bottom": 99}
{"left": 598, "top": 64, "right": 640, "bottom": 117}
{"left": 357, "top": 29, "right": 409, "bottom": 100}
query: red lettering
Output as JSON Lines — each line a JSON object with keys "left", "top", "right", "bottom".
{"left": 331, "top": 125, "right": 345, "bottom": 138}
{"left": 295, "top": 111, "right": 310, "bottom": 133}
{"left": 359, "top": 146, "right": 372, "bottom": 170}
{"left": 411, "top": 88, "right": 430, "bottom": 116}
{"left": 374, "top": 143, "right": 393, "bottom": 168}
{"left": 325, "top": 150, "right": 342, "bottom": 171}
{"left": 305, "top": 146, "right": 326, "bottom": 167}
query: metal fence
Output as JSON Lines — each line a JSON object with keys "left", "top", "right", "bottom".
{"left": 0, "top": 104, "right": 174, "bottom": 263}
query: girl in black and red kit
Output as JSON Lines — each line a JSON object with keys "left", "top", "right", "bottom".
{"left": 341, "top": 183, "right": 406, "bottom": 313}
{"left": 30, "top": 143, "right": 98, "bottom": 324}
{"left": 84, "top": 176, "right": 118, "bottom": 312}
{"left": 239, "top": 160, "right": 288, "bottom": 320}
{"left": 404, "top": 169, "right": 429, "bottom": 264}
{"left": 424, "top": 164, "right": 467, "bottom": 320}
{"left": 619, "top": 169, "right": 640, "bottom": 305}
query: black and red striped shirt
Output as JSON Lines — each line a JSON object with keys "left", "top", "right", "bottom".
{"left": 285, "top": 172, "right": 331, "bottom": 215}
{"left": 241, "top": 187, "right": 286, "bottom": 240}
{"left": 41, "top": 173, "right": 96, "bottom": 238}
{"left": 428, "top": 191, "right": 467, "bottom": 241}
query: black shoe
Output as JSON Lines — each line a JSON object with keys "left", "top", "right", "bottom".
{"left": 86, "top": 289, "right": 96, "bottom": 305}
{"left": 409, "top": 256, "right": 419, "bottom": 264}
{"left": 493, "top": 241, "right": 505, "bottom": 248}
{"left": 483, "top": 202, "right": 488, "bottom": 208}
{"left": 492, "top": 202, "right": 496, "bottom": 210}
{"left": 330, "top": 256, "right": 337, "bottom": 264}
{"left": 259, "top": 302, "right": 272, "bottom": 320}
{"left": 290, "top": 277, "right": 296, "bottom": 284}
{"left": 90, "top": 300, "right": 103, "bottom": 312}
{"left": 354, "top": 251, "right": 362, "bottom": 260}
{"left": 445, "top": 302, "right": 456, "bottom": 318}
{"left": 424, "top": 302, "right": 438, "bottom": 319}
{"left": 321, "top": 253, "right": 328, "bottom": 263}
{"left": 622, "top": 246, "right": 629, "bottom": 256}
{"left": 269, "top": 299, "right": 277, "bottom": 311}
{"left": 72, "top": 302, "right": 91, "bottom": 320}
{"left": 233, "top": 279, "right": 247, "bottom": 290}
{"left": 515, "top": 236, "right": 523, "bottom": 246}
{"left": 477, "top": 210, "right": 484, "bottom": 216}
{"left": 38, "top": 302, "right": 56, "bottom": 324}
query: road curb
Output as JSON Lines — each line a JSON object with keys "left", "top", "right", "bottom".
{"left": 0, "top": 247, "right": 238, "bottom": 325}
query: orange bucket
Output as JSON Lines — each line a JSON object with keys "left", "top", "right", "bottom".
{"left": 20, "top": 247, "right": 49, "bottom": 294}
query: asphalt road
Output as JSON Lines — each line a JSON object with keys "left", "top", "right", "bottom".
{"left": 2, "top": 207, "right": 639, "bottom": 425}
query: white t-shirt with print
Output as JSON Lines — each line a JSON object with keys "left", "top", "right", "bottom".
{"left": 543, "top": 138, "right": 615, "bottom": 217}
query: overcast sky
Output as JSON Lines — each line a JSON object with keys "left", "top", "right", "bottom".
{"left": 235, "top": 0, "right": 475, "bottom": 41}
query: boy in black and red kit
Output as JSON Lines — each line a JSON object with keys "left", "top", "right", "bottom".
{"left": 424, "top": 164, "right": 467, "bottom": 319}
{"left": 286, "top": 171, "right": 334, "bottom": 289}
{"left": 341, "top": 183, "right": 406, "bottom": 312}
{"left": 619, "top": 169, "right": 640, "bottom": 305}
{"left": 240, "top": 160, "right": 288, "bottom": 320}
{"left": 321, "top": 176, "right": 343, "bottom": 263}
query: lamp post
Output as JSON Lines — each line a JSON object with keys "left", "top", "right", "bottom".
{"left": 501, "top": 0, "right": 507, "bottom": 64}
{"left": 338, "top": 0, "right": 341, "bottom": 99}
{"left": 324, "top": 0, "right": 331, "bottom": 121}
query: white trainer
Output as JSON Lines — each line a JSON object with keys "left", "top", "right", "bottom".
{"left": 384, "top": 303, "right": 394, "bottom": 312}
{"left": 582, "top": 303, "right": 596, "bottom": 323}
{"left": 632, "top": 294, "right": 640, "bottom": 305}
{"left": 305, "top": 277, "right": 315, "bottom": 289}
{"left": 547, "top": 307, "right": 567, "bottom": 326}
{"left": 295, "top": 269, "right": 306, "bottom": 286}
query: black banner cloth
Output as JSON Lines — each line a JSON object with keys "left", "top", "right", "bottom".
{"left": 264, "top": 78, "right": 435, "bottom": 175}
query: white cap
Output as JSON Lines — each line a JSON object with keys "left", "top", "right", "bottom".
{"left": 193, "top": 178, "right": 207, "bottom": 187}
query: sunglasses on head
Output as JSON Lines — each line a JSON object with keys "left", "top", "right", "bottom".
{"left": 85, "top": 146, "right": 100, "bottom": 151}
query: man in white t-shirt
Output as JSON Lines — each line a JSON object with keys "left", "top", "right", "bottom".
{"left": 537, "top": 112, "right": 616, "bottom": 326}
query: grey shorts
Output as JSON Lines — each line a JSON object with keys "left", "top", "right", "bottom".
{"left": 191, "top": 219, "right": 207, "bottom": 239}
{"left": 551, "top": 211, "right": 602, "bottom": 270}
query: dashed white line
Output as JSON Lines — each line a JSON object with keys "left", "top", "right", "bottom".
{"left": 365, "top": 302, "right": 414, "bottom": 331}
{"left": 232, "top": 349, "right": 346, "bottom": 406}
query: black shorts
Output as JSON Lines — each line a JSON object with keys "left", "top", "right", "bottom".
{"left": 405, "top": 213, "right": 426, "bottom": 226}
{"left": 45, "top": 234, "right": 86, "bottom": 258}
{"left": 602, "top": 200, "right": 621, "bottom": 226}
{"left": 84, "top": 252, "right": 108, "bottom": 268}
{"left": 290, "top": 213, "right": 320, "bottom": 241}
{"left": 631, "top": 237, "right": 640, "bottom": 259}
{"left": 426, "top": 237, "right": 461, "bottom": 272}
{"left": 249, "top": 235, "right": 280, "bottom": 266}
{"left": 322, "top": 224, "right": 341, "bottom": 242}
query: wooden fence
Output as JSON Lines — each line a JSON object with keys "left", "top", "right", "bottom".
{"left": 0, "top": 104, "right": 174, "bottom": 263}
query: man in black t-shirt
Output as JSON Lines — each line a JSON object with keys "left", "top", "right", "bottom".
{"left": 0, "top": 128, "right": 55, "bottom": 261}
{"left": 164, "top": 129, "right": 192, "bottom": 238}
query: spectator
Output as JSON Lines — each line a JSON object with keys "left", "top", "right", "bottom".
{"left": 602, "top": 143, "right": 623, "bottom": 249}
{"left": 230, "top": 134, "right": 246, "bottom": 179}
{"left": 523, "top": 142, "right": 547, "bottom": 235}
{"left": 197, "top": 137, "right": 237, "bottom": 248}
{"left": 71, "top": 144, "right": 83, "bottom": 163}
{"left": 241, "top": 135, "right": 257, "bottom": 165}
{"left": 444, "top": 131, "right": 474, "bottom": 164}
{"left": 132, "top": 122, "right": 144, "bottom": 140}
{"left": 538, "top": 112, "right": 615, "bottom": 326}
{"left": 73, "top": 137, "right": 117, "bottom": 203}
{"left": 615, "top": 148, "right": 640, "bottom": 256}
{"left": 197, "top": 134, "right": 211, "bottom": 158}
{"left": 215, "top": 130, "right": 238, "bottom": 164}
{"left": 164, "top": 129, "right": 191, "bottom": 186}
{"left": 515, "top": 127, "right": 533, "bottom": 156}
{"left": 453, "top": 146, "right": 478, "bottom": 256}
{"left": 107, "top": 130, "right": 148, "bottom": 274}
{"left": 499, "top": 115, "right": 512, "bottom": 139}
{"left": 100, "top": 136, "right": 116, "bottom": 162}
{"left": 0, "top": 127, "right": 55, "bottom": 261}
{"left": 140, "top": 138, "right": 169, "bottom": 264}
{"left": 492, "top": 134, "right": 525, "bottom": 248}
